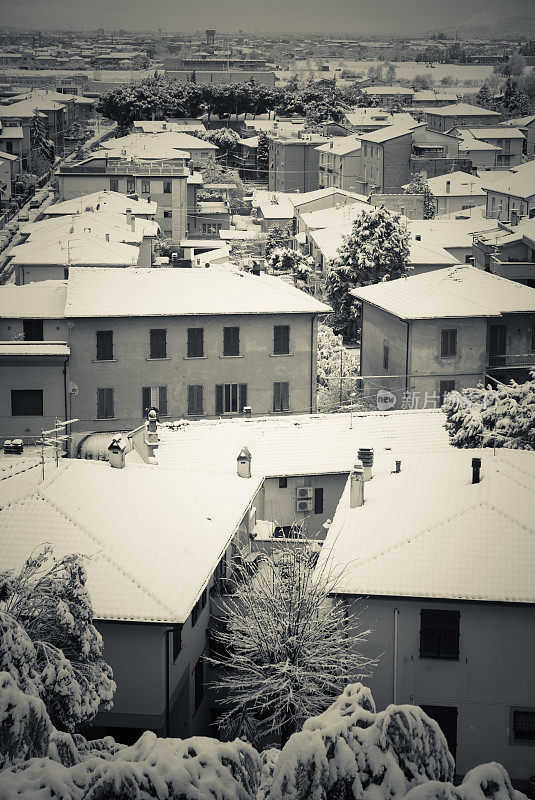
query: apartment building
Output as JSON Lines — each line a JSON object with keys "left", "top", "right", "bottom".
{"left": 359, "top": 126, "right": 414, "bottom": 193}
{"left": 426, "top": 103, "right": 502, "bottom": 133}
{"left": 482, "top": 160, "right": 535, "bottom": 222}
{"left": 352, "top": 265, "right": 535, "bottom": 407}
{"left": 449, "top": 127, "right": 525, "bottom": 168}
{"left": 317, "top": 449, "right": 535, "bottom": 781}
{"left": 315, "top": 136, "right": 362, "bottom": 192}
{"left": 473, "top": 217, "right": 535, "bottom": 285}
{"left": 414, "top": 171, "right": 487, "bottom": 216}
{"left": 0, "top": 268, "right": 330, "bottom": 439}
{"left": 268, "top": 133, "right": 327, "bottom": 193}
{"left": 501, "top": 115, "right": 535, "bottom": 158}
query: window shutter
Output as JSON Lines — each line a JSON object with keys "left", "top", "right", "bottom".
{"left": 239, "top": 384, "right": 247, "bottom": 412}
{"left": 440, "top": 611, "right": 460, "bottom": 659}
{"left": 196, "top": 385, "right": 203, "bottom": 414}
{"left": 273, "top": 382, "right": 281, "bottom": 411}
{"left": 282, "top": 381, "right": 289, "bottom": 411}
{"left": 150, "top": 329, "right": 166, "bottom": 358}
{"left": 314, "top": 487, "right": 324, "bottom": 515}
{"left": 142, "top": 387, "right": 151, "bottom": 417}
{"left": 224, "top": 327, "right": 240, "bottom": 356}
{"left": 188, "top": 385, "right": 195, "bottom": 415}
{"left": 159, "top": 386, "right": 168, "bottom": 416}
{"left": 188, "top": 328, "right": 204, "bottom": 358}
{"left": 420, "top": 609, "right": 441, "bottom": 657}
{"left": 215, "top": 384, "right": 223, "bottom": 415}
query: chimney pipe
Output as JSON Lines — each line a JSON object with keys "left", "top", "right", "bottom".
{"left": 472, "top": 457, "right": 481, "bottom": 484}
{"left": 350, "top": 460, "right": 365, "bottom": 508}
{"left": 237, "top": 446, "right": 251, "bottom": 478}
{"left": 394, "top": 460, "right": 401, "bottom": 473}
{"left": 445, "top": 180, "right": 451, "bottom": 194}
{"left": 125, "top": 207, "right": 133, "bottom": 229}
{"left": 358, "top": 447, "right": 374, "bottom": 481}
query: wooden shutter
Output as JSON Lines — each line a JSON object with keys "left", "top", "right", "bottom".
{"left": 274, "top": 325, "right": 289, "bottom": 354}
{"left": 273, "top": 382, "right": 281, "bottom": 411}
{"left": 239, "top": 384, "right": 247, "bottom": 412}
{"left": 420, "top": 609, "right": 441, "bottom": 657}
{"left": 188, "top": 328, "right": 204, "bottom": 358}
{"left": 440, "top": 611, "right": 460, "bottom": 659}
{"left": 142, "top": 387, "right": 151, "bottom": 417}
{"left": 11, "top": 390, "right": 43, "bottom": 416}
{"left": 150, "top": 329, "right": 166, "bottom": 358}
{"left": 158, "top": 386, "right": 168, "bottom": 416}
{"left": 96, "top": 330, "right": 113, "bottom": 360}
{"left": 314, "top": 487, "right": 324, "bottom": 515}
{"left": 196, "top": 385, "right": 203, "bottom": 414}
{"left": 215, "top": 384, "right": 223, "bottom": 415}
{"left": 224, "top": 327, "right": 239, "bottom": 356}
{"left": 98, "top": 388, "right": 113, "bottom": 419}
{"left": 281, "top": 381, "right": 289, "bottom": 411}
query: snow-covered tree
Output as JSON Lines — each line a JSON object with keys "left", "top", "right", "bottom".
{"left": 209, "top": 548, "right": 375, "bottom": 747}
{"left": 317, "top": 324, "right": 361, "bottom": 412}
{"left": 264, "top": 223, "right": 293, "bottom": 256}
{"left": 442, "top": 372, "right": 535, "bottom": 450}
{"left": 0, "top": 546, "right": 115, "bottom": 732}
{"left": 404, "top": 173, "right": 436, "bottom": 219}
{"left": 200, "top": 127, "right": 240, "bottom": 161}
{"left": 326, "top": 207, "right": 411, "bottom": 340}
{"left": 268, "top": 248, "right": 314, "bottom": 287}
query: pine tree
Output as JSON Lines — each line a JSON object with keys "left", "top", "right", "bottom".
{"left": 209, "top": 548, "right": 375, "bottom": 746}
{"left": 264, "top": 223, "right": 292, "bottom": 256}
{"left": 326, "top": 207, "right": 411, "bottom": 340}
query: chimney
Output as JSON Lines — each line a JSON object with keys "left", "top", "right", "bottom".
{"left": 237, "top": 446, "right": 252, "bottom": 478}
{"left": 393, "top": 459, "right": 401, "bottom": 473}
{"left": 358, "top": 447, "right": 374, "bottom": 481}
{"left": 349, "top": 460, "right": 365, "bottom": 508}
{"left": 472, "top": 457, "right": 481, "bottom": 484}
{"left": 243, "top": 406, "right": 252, "bottom": 419}
{"left": 415, "top": 234, "right": 421, "bottom": 241}
{"left": 108, "top": 436, "right": 127, "bottom": 469}
{"left": 125, "top": 208, "right": 133, "bottom": 229}
{"left": 445, "top": 180, "right": 451, "bottom": 194}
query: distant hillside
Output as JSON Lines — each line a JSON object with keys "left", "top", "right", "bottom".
{"left": 456, "top": 14, "right": 535, "bottom": 40}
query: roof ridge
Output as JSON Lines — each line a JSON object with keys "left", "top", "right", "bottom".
{"left": 36, "top": 484, "right": 177, "bottom": 619}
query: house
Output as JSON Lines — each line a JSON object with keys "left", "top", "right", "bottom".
{"left": 315, "top": 136, "right": 362, "bottom": 193}
{"left": 361, "top": 85, "right": 414, "bottom": 104}
{"left": 0, "top": 95, "right": 68, "bottom": 155}
{"left": 449, "top": 127, "right": 525, "bottom": 169}
{"left": 17, "top": 210, "right": 159, "bottom": 270}
{"left": 0, "top": 150, "right": 18, "bottom": 203}
{"left": 409, "top": 171, "right": 487, "bottom": 216}
{"left": 456, "top": 134, "right": 500, "bottom": 170}
{"left": 137, "top": 408, "right": 451, "bottom": 539}
{"left": 43, "top": 190, "right": 157, "bottom": 219}
{"left": 236, "top": 135, "right": 260, "bottom": 180}
{"left": 0, "top": 121, "right": 24, "bottom": 172}
{"left": 57, "top": 153, "right": 189, "bottom": 240}
{"left": 500, "top": 115, "right": 535, "bottom": 158}
{"left": 426, "top": 103, "right": 502, "bottom": 133}
{"left": 352, "top": 265, "right": 535, "bottom": 407}
{"left": 472, "top": 217, "right": 535, "bottom": 286}
{"left": 407, "top": 217, "right": 499, "bottom": 264}
{"left": 359, "top": 126, "right": 415, "bottom": 193}
{"left": 316, "top": 448, "right": 535, "bottom": 781}
{"left": 0, "top": 457, "right": 263, "bottom": 742}
{"left": 268, "top": 132, "right": 328, "bottom": 193}
{"left": 0, "top": 268, "right": 330, "bottom": 438}
{"left": 101, "top": 132, "right": 218, "bottom": 166}
{"left": 482, "top": 160, "right": 535, "bottom": 223}
{"left": 255, "top": 188, "right": 363, "bottom": 235}
{"left": 342, "top": 108, "right": 417, "bottom": 134}
{"left": 132, "top": 120, "right": 207, "bottom": 135}
{"left": 297, "top": 198, "right": 372, "bottom": 240}
{"left": 410, "top": 90, "right": 458, "bottom": 108}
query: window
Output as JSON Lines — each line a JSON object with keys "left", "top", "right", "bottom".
{"left": 5, "top": 141, "right": 13, "bottom": 154}
{"left": 163, "top": 180, "right": 172, "bottom": 193}
{"left": 142, "top": 386, "right": 167, "bottom": 417}
{"left": 215, "top": 384, "right": 247, "bottom": 414}
{"left": 201, "top": 222, "right": 222, "bottom": 234}
{"left": 163, "top": 210, "right": 172, "bottom": 218}
{"left": 97, "top": 388, "right": 114, "bottom": 419}
{"left": 441, "top": 329, "right": 457, "bottom": 358}
{"left": 420, "top": 609, "right": 460, "bottom": 659}
{"left": 126, "top": 178, "right": 135, "bottom": 193}
{"left": 383, "top": 344, "right": 389, "bottom": 371}
{"left": 194, "top": 656, "right": 205, "bottom": 712}
{"left": 187, "top": 327, "right": 204, "bottom": 358}
{"left": 420, "top": 706, "right": 457, "bottom": 759}
{"left": 149, "top": 328, "right": 167, "bottom": 359}
{"left": 273, "top": 381, "right": 289, "bottom": 412}
{"left": 314, "top": 487, "right": 324, "bottom": 515}
{"left": 278, "top": 477, "right": 288, "bottom": 489}
{"left": 223, "top": 326, "right": 240, "bottom": 356}
{"left": 530, "top": 323, "right": 535, "bottom": 353}
{"left": 439, "top": 380, "right": 456, "bottom": 405}
{"left": 23, "top": 319, "right": 43, "bottom": 341}
{"left": 11, "top": 390, "right": 43, "bottom": 416}
{"left": 96, "top": 330, "right": 113, "bottom": 361}
{"left": 141, "top": 180, "right": 150, "bottom": 194}
{"left": 172, "top": 624, "right": 182, "bottom": 660}
{"left": 187, "top": 385, "right": 204, "bottom": 415}
{"left": 273, "top": 325, "right": 290, "bottom": 355}
{"left": 109, "top": 178, "right": 119, "bottom": 192}
{"left": 512, "top": 709, "right": 535, "bottom": 743}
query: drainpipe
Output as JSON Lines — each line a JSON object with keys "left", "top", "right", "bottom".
{"left": 164, "top": 627, "right": 171, "bottom": 737}
{"left": 310, "top": 315, "right": 315, "bottom": 412}
{"left": 393, "top": 607, "right": 399, "bottom": 705}
{"left": 404, "top": 319, "right": 410, "bottom": 393}
{"left": 63, "top": 360, "right": 68, "bottom": 422}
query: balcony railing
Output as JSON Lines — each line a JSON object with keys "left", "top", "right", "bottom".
{"left": 60, "top": 160, "right": 188, "bottom": 176}
{"left": 487, "top": 353, "right": 535, "bottom": 367}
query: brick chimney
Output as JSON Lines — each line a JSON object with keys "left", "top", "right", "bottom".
{"left": 125, "top": 208, "right": 134, "bottom": 231}
{"left": 445, "top": 180, "right": 451, "bottom": 194}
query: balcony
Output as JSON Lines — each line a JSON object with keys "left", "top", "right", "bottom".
{"left": 60, "top": 159, "right": 188, "bottom": 176}
{"left": 487, "top": 353, "right": 535, "bottom": 368}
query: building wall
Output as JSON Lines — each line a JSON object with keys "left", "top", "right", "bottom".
{"left": 409, "top": 157, "right": 473, "bottom": 181}
{"left": 360, "top": 302, "right": 409, "bottom": 406}
{"left": 485, "top": 191, "right": 535, "bottom": 223}
{"left": 427, "top": 112, "right": 501, "bottom": 132}
{"left": 66, "top": 312, "right": 318, "bottom": 430}
{"left": 461, "top": 148, "right": 496, "bottom": 169}
{"left": 436, "top": 193, "right": 483, "bottom": 216}
{"left": 269, "top": 140, "right": 322, "bottom": 193}
{"left": 346, "top": 595, "right": 535, "bottom": 780}
{"left": 263, "top": 472, "right": 348, "bottom": 537}
{"left": 0, "top": 360, "right": 66, "bottom": 438}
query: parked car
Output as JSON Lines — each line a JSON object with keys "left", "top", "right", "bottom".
{"left": 29, "top": 199, "right": 40, "bottom": 209}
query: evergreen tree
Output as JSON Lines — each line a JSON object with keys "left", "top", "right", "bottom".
{"left": 256, "top": 131, "right": 269, "bottom": 180}
{"left": 264, "top": 222, "right": 292, "bottom": 256}
{"left": 475, "top": 84, "right": 494, "bottom": 109}
{"left": 326, "top": 207, "right": 411, "bottom": 340}
{"left": 498, "top": 77, "right": 530, "bottom": 118}
{"left": 404, "top": 172, "right": 436, "bottom": 219}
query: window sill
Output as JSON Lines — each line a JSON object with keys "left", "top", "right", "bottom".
{"left": 146, "top": 357, "right": 171, "bottom": 361}
{"left": 184, "top": 356, "right": 207, "bottom": 360}
{"left": 92, "top": 359, "right": 118, "bottom": 363}
{"left": 271, "top": 353, "right": 293, "bottom": 357}
{"left": 93, "top": 417, "right": 117, "bottom": 421}
{"left": 419, "top": 655, "right": 459, "bottom": 661}
{"left": 219, "top": 354, "right": 244, "bottom": 359}
{"left": 440, "top": 355, "right": 458, "bottom": 360}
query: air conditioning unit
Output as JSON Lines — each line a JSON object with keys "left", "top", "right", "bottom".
{"left": 296, "top": 499, "right": 313, "bottom": 512}
{"left": 295, "top": 487, "right": 313, "bottom": 500}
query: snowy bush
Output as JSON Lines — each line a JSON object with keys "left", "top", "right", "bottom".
{"left": 0, "top": 672, "right": 51, "bottom": 771}
{"left": 0, "top": 546, "right": 116, "bottom": 732}
{"left": 405, "top": 762, "right": 525, "bottom": 800}
{"left": 317, "top": 324, "right": 361, "bottom": 412}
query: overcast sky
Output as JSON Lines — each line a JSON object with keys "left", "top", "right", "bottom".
{"left": 1, "top": 0, "right": 532, "bottom": 34}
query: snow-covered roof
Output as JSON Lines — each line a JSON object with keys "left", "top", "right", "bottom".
{"left": 0, "top": 125, "right": 23, "bottom": 140}
{"left": 257, "top": 195, "right": 295, "bottom": 220}
{"left": 343, "top": 109, "right": 417, "bottom": 128}
{"left": 457, "top": 137, "right": 500, "bottom": 152}
{"left": 351, "top": 265, "right": 535, "bottom": 319}
{"left": 0, "top": 459, "right": 263, "bottom": 623}
{"left": 0, "top": 280, "right": 67, "bottom": 319}
{"left": 0, "top": 342, "right": 69, "bottom": 357}
{"left": 45, "top": 191, "right": 157, "bottom": 217}
{"left": 317, "top": 450, "right": 535, "bottom": 604}
{"left": 238, "top": 135, "right": 259, "bottom": 147}
{"left": 21, "top": 211, "right": 159, "bottom": 241}
{"left": 315, "top": 136, "right": 362, "bottom": 156}
{"left": 64, "top": 267, "right": 331, "bottom": 318}
{"left": 300, "top": 200, "right": 372, "bottom": 231}
{"left": 360, "top": 125, "right": 415, "bottom": 144}
{"left": 412, "top": 171, "right": 487, "bottom": 198}
{"left": 462, "top": 127, "right": 525, "bottom": 140}
{"left": 156, "top": 409, "right": 451, "bottom": 478}
{"left": 9, "top": 237, "right": 140, "bottom": 266}
{"left": 408, "top": 217, "right": 499, "bottom": 250}
{"left": 426, "top": 103, "right": 501, "bottom": 118}
{"left": 103, "top": 131, "right": 217, "bottom": 154}
{"left": 481, "top": 160, "right": 535, "bottom": 200}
